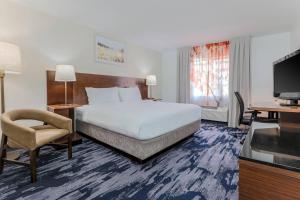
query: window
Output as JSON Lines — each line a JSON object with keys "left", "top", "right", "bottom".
{"left": 190, "top": 41, "right": 229, "bottom": 107}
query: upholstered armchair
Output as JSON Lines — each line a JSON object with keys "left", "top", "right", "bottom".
{"left": 0, "top": 109, "right": 73, "bottom": 183}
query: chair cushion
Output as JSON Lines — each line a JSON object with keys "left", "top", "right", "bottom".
{"left": 33, "top": 126, "right": 69, "bottom": 147}
{"left": 31, "top": 124, "right": 56, "bottom": 130}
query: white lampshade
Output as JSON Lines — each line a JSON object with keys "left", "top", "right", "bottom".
{"left": 146, "top": 75, "right": 157, "bottom": 86}
{"left": 55, "top": 65, "right": 76, "bottom": 82}
{"left": 0, "top": 42, "right": 22, "bottom": 74}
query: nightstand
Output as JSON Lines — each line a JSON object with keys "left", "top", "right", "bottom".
{"left": 47, "top": 104, "right": 82, "bottom": 145}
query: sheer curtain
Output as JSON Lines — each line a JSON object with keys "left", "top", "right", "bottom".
{"left": 190, "top": 41, "right": 230, "bottom": 107}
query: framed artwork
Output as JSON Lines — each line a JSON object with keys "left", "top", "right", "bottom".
{"left": 95, "top": 35, "right": 125, "bottom": 64}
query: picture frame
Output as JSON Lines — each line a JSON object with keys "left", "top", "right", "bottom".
{"left": 95, "top": 35, "right": 126, "bottom": 64}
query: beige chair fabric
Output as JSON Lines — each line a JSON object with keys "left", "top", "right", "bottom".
{"left": 1, "top": 109, "right": 72, "bottom": 150}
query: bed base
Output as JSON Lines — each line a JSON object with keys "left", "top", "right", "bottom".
{"left": 76, "top": 120, "right": 201, "bottom": 161}
{"left": 77, "top": 131, "right": 195, "bottom": 164}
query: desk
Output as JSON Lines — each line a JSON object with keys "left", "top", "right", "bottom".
{"left": 250, "top": 102, "right": 300, "bottom": 133}
{"left": 239, "top": 102, "right": 300, "bottom": 199}
{"left": 239, "top": 126, "right": 300, "bottom": 199}
{"left": 250, "top": 102, "right": 300, "bottom": 113}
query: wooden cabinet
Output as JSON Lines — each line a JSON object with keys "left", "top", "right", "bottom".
{"left": 239, "top": 159, "right": 300, "bottom": 200}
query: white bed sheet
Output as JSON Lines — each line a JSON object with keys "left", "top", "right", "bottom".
{"left": 75, "top": 101, "right": 201, "bottom": 140}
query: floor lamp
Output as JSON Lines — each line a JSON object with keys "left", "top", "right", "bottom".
{"left": 146, "top": 75, "right": 157, "bottom": 99}
{"left": 0, "top": 42, "right": 22, "bottom": 160}
{"left": 55, "top": 65, "right": 76, "bottom": 105}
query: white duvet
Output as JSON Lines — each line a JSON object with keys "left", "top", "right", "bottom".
{"left": 76, "top": 101, "right": 201, "bottom": 140}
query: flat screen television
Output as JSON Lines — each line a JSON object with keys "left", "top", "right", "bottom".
{"left": 273, "top": 49, "right": 300, "bottom": 106}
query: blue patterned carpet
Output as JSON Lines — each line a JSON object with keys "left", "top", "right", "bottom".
{"left": 0, "top": 120, "right": 247, "bottom": 200}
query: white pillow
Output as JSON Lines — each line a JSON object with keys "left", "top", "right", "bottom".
{"left": 118, "top": 87, "right": 142, "bottom": 102}
{"left": 85, "top": 87, "right": 120, "bottom": 105}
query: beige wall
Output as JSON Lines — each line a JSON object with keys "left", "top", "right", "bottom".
{"left": 0, "top": 1, "right": 161, "bottom": 111}
{"left": 161, "top": 49, "right": 178, "bottom": 102}
{"left": 250, "top": 32, "right": 291, "bottom": 104}
{"left": 290, "top": 19, "right": 300, "bottom": 51}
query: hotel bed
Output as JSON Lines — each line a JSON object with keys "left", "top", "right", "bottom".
{"left": 76, "top": 101, "right": 201, "bottom": 140}
{"left": 47, "top": 71, "right": 201, "bottom": 161}
{"left": 76, "top": 100, "right": 201, "bottom": 160}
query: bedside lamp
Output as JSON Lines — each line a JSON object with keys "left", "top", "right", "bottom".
{"left": 55, "top": 65, "right": 76, "bottom": 105}
{"left": 0, "top": 42, "right": 22, "bottom": 113}
{"left": 146, "top": 75, "right": 157, "bottom": 99}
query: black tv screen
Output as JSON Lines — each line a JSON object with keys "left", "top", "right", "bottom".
{"left": 273, "top": 50, "right": 300, "bottom": 97}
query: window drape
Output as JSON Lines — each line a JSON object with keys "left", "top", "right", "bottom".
{"left": 190, "top": 41, "right": 230, "bottom": 107}
{"left": 177, "top": 47, "right": 191, "bottom": 103}
{"left": 228, "top": 36, "right": 251, "bottom": 127}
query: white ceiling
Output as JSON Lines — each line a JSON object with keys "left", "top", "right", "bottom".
{"left": 11, "top": 0, "right": 300, "bottom": 51}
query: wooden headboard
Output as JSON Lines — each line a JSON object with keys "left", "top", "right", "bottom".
{"left": 46, "top": 71, "right": 148, "bottom": 105}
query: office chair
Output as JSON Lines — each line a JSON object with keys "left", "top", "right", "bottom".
{"left": 234, "top": 92, "right": 279, "bottom": 126}
{"left": 234, "top": 92, "right": 260, "bottom": 126}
